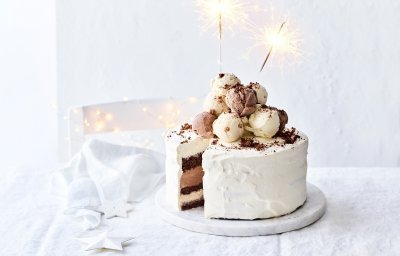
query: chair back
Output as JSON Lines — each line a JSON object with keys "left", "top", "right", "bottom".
{"left": 68, "top": 97, "right": 203, "bottom": 158}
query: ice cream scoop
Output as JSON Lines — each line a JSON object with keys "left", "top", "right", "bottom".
{"left": 212, "top": 112, "right": 244, "bottom": 142}
{"left": 241, "top": 116, "right": 249, "bottom": 125}
{"left": 192, "top": 112, "right": 217, "bottom": 139}
{"left": 277, "top": 108, "right": 288, "bottom": 132}
{"left": 247, "top": 82, "right": 268, "bottom": 105}
{"left": 225, "top": 85, "right": 257, "bottom": 117}
{"left": 210, "top": 73, "right": 241, "bottom": 96}
{"left": 246, "top": 105, "right": 288, "bottom": 138}
{"left": 203, "top": 92, "right": 229, "bottom": 116}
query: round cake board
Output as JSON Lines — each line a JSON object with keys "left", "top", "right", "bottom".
{"left": 155, "top": 183, "right": 326, "bottom": 237}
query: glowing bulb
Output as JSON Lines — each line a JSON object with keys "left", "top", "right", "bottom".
{"left": 142, "top": 107, "right": 148, "bottom": 112}
{"left": 105, "top": 113, "right": 113, "bottom": 121}
{"left": 188, "top": 97, "right": 198, "bottom": 103}
{"left": 166, "top": 103, "right": 174, "bottom": 111}
{"left": 95, "top": 121, "right": 105, "bottom": 131}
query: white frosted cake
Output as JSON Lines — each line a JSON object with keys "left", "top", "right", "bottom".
{"left": 165, "top": 73, "right": 308, "bottom": 219}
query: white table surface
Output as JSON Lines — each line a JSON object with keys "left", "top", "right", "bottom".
{"left": 1, "top": 167, "right": 399, "bottom": 256}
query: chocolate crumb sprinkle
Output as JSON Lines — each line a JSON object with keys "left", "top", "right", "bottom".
{"left": 239, "top": 138, "right": 267, "bottom": 151}
{"left": 275, "top": 127, "right": 300, "bottom": 144}
{"left": 181, "top": 123, "right": 192, "bottom": 130}
{"left": 178, "top": 123, "right": 192, "bottom": 135}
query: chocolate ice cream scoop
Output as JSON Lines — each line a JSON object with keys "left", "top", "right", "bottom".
{"left": 246, "top": 82, "right": 268, "bottom": 104}
{"left": 192, "top": 112, "right": 217, "bottom": 139}
{"left": 225, "top": 85, "right": 257, "bottom": 117}
{"left": 277, "top": 108, "right": 288, "bottom": 133}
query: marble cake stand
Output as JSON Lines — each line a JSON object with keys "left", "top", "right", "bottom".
{"left": 155, "top": 183, "right": 326, "bottom": 236}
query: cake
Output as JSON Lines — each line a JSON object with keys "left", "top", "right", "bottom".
{"left": 165, "top": 123, "right": 209, "bottom": 210}
{"left": 165, "top": 73, "right": 308, "bottom": 219}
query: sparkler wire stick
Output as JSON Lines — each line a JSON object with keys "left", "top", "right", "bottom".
{"left": 218, "top": 0, "right": 222, "bottom": 72}
{"left": 197, "top": 0, "right": 249, "bottom": 72}
{"left": 259, "top": 21, "right": 286, "bottom": 72}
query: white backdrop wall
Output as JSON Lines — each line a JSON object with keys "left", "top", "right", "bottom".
{"left": 0, "top": 0, "right": 57, "bottom": 169}
{"left": 57, "top": 0, "right": 400, "bottom": 167}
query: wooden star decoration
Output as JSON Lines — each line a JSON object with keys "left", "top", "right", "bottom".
{"left": 97, "top": 200, "right": 133, "bottom": 219}
{"left": 77, "top": 231, "right": 134, "bottom": 251}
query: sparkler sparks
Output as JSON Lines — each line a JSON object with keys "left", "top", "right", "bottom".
{"left": 259, "top": 21, "right": 286, "bottom": 72}
{"left": 196, "top": 1, "right": 303, "bottom": 72}
{"left": 255, "top": 19, "right": 303, "bottom": 71}
{"left": 196, "top": 0, "right": 250, "bottom": 71}
{"left": 196, "top": 0, "right": 249, "bottom": 36}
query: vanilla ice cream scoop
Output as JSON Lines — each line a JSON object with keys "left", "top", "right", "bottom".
{"left": 203, "top": 92, "right": 229, "bottom": 116}
{"left": 192, "top": 112, "right": 217, "bottom": 139}
{"left": 225, "top": 85, "right": 257, "bottom": 117}
{"left": 247, "top": 105, "right": 288, "bottom": 138}
{"left": 247, "top": 82, "right": 268, "bottom": 104}
{"left": 210, "top": 73, "right": 241, "bottom": 96}
{"left": 213, "top": 112, "right": 244, "bottom": 142}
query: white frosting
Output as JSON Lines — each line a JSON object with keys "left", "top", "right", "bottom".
{"left": 165, "top": 127, "right": 209, "bottom": 210}
{"left": 202, "top": 131, "right": 308, "bottom": 219}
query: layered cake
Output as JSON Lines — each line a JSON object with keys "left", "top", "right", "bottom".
{"left": 165, "top": 123, "right": 209, "bottom": 210}
{"left": 165, "top": 73, "right": 308, "bottom": 219}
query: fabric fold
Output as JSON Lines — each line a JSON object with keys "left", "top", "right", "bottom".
{"left": 52, "top": 139, "right": 165, "bottom": 230}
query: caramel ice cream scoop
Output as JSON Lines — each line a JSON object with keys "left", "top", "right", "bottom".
{"left": 192, "top": 112, "right": 217, "bottom": 139}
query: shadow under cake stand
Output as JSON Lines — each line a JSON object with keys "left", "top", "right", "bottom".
{"left": 155, "top": 183, "right": 326, "bottom": 236}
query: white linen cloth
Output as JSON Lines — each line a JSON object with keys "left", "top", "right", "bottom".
{"left": 1, "top": 167, "right": 400, "bottom": 255}
{"left": 52, "top": 139, "right": 165, "bottom": 229}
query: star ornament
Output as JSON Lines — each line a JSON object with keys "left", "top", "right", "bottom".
{"left": 77, "top": 231, "right": 134, "bottom": 251}
{"left": 97, "top": 200, "right": 133, "bottom": 218}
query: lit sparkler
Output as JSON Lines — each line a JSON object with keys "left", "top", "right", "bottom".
{"left": 196, "top": 0, "right": 249, "bottom": 71}
{"left": 259, "top": 21, "right": 286, "bottom": 72}
{"left": 255, "top": 19, "right": 302, "bottom": 71}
